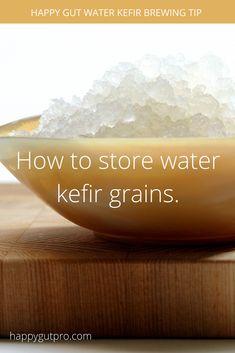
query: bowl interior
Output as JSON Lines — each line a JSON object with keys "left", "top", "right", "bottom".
{"left": 0, "top": 116, "right": 40, "bottom": 137}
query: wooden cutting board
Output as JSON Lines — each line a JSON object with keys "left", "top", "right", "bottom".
{"left": 1, "top": 184, "right": 235, "bottom": 338}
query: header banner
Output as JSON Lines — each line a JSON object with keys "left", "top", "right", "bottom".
{"left": 0, "top": 0, "right": 234, "bottom": 23}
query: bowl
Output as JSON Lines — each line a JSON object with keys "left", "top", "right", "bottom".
{"left": 0, "top": 116, "right": 235, "bottom": 244}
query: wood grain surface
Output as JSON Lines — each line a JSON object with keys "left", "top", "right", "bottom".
{"left": 1, "top": 184, "right": 235, "bottom": 337}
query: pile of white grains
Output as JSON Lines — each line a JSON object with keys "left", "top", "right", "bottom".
{"left": 12, "top": 54, "right": 235, "bottom": 138}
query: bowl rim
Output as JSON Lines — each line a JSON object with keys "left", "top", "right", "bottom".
{"left": 0, "top": 116, "right": 234, "bottom": 142}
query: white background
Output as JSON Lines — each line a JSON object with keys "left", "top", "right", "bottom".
{"left": 1, "top": 339, "right": 235, "bottom": 352}
{"left": 0, "top": 24, "right": 235, "bottom": 182}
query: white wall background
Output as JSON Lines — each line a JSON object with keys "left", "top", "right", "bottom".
{"left": 0, "top": 24, "right": 235, "bottom": 182}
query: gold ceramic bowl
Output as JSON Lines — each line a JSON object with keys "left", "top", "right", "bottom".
{"left": 0, "top": 116, "right": 235, "bottom": 244}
